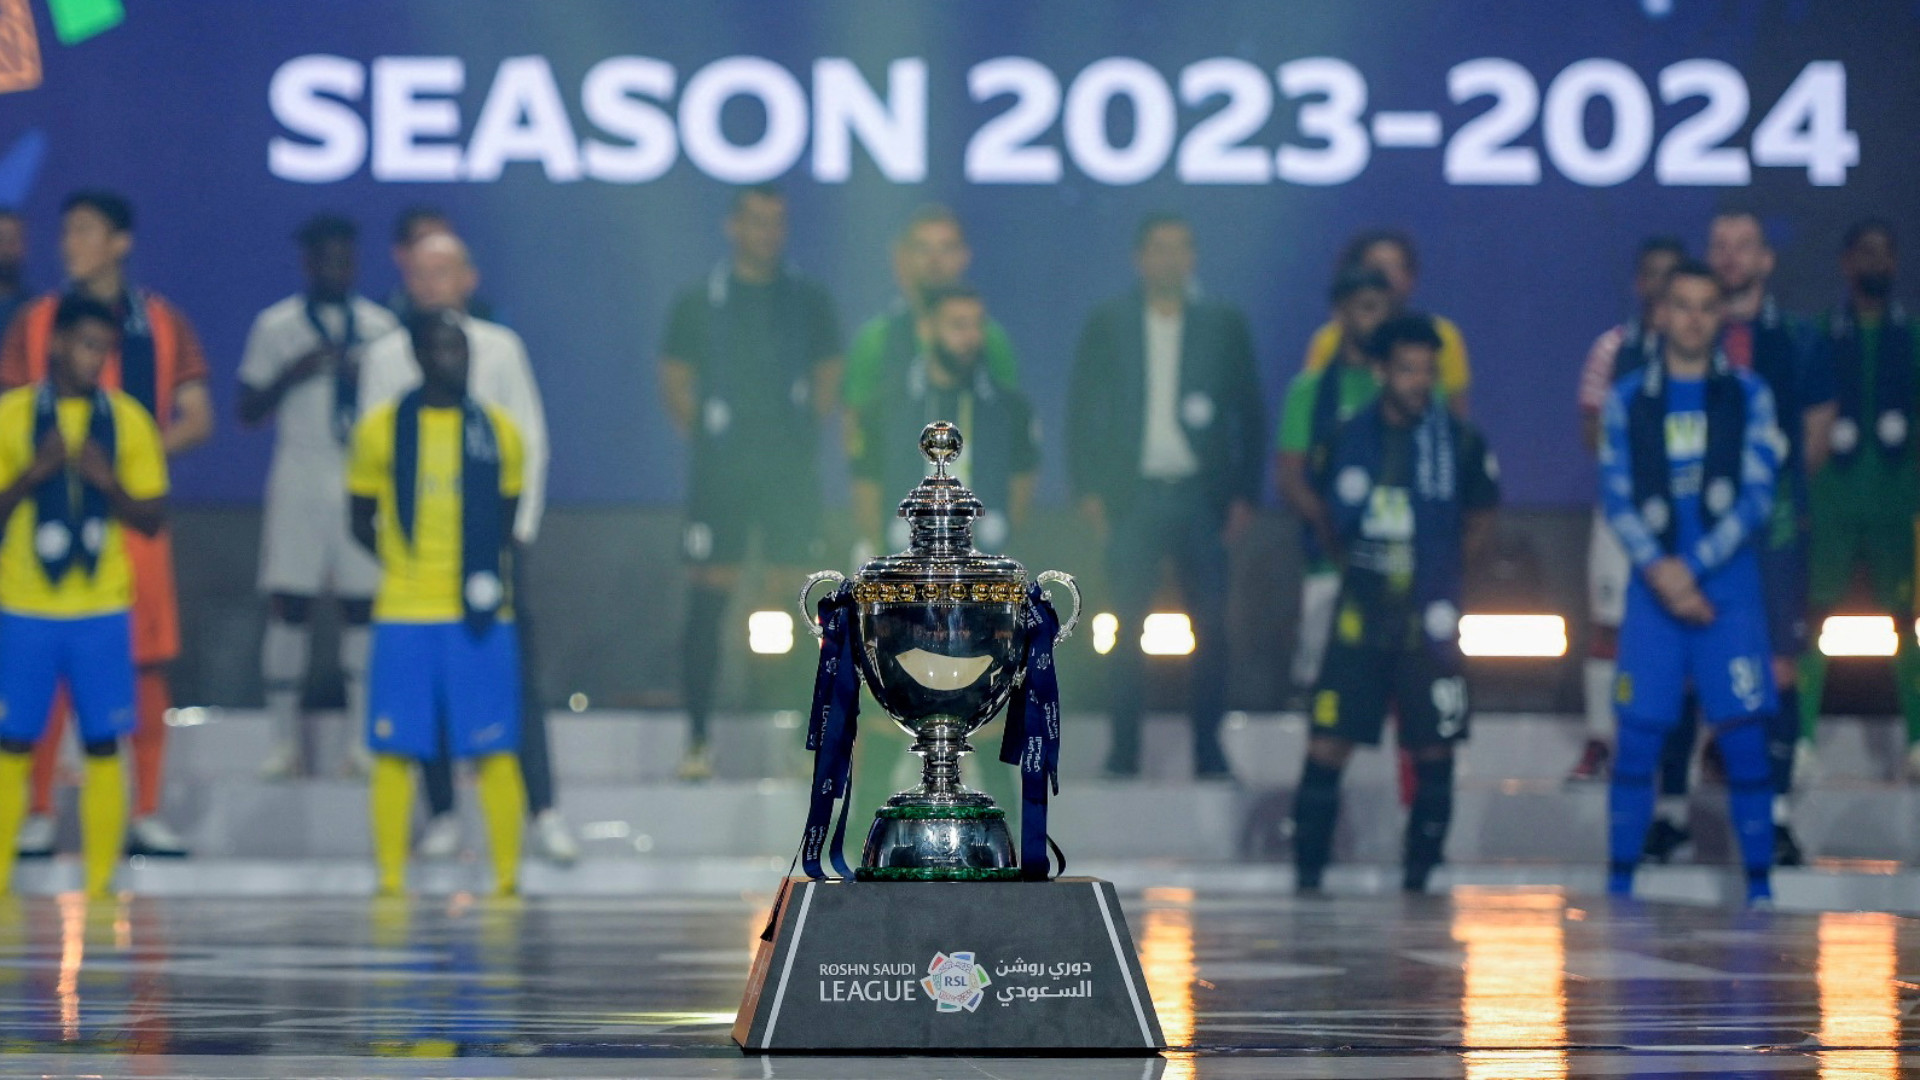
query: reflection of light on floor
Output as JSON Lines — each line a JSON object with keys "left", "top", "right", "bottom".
{"left": 1454, "top": 887, "right": 1568, "bottom": 1080}
{"left": 1139, "top": 885, "right": 1196, "bottom": 1065}
{"left": 1817, "top": 912, "right": 1900, "bottom": 1080}
{"left": 56, "top": 892, "right": 85, "bottom": 1040}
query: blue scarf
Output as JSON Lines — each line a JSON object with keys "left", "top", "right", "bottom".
{"left": 391, "top": 390, "right": 505, "bottom": 635}
{"left": 112, "top": 287, "right": 157, "bottom": 418}
{"left": 998, "top": 584, "right": 1065, "bottom": 880}
{"left": 799, "top": 583, "right": 861, "bottom": 880}
{"left": 1327, "top": 402, "right": 1464, "bottom": 658}
{"left": 30, "top": 383, "right": 114, "bottom": 583}
{"left": 305, "top": 296, "right": 361, "bottom": 445}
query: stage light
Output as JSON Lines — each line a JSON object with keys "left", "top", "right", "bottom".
{"left": 568, "top": 692, "right": 590, "bottom": 713}
{"left": 1140, "top": 613, "right": 1195, "bottom": 656}
{"left": 1458, "top": 614, "right": 1567, "bottom": 658}
{"left": 748, "top": 611, "right": 795, "bottom": 655}
{"left": 1820, "top": 616, "right": 1898, "bottom": 657}
{"left": 1091, "top": 612, "right": 1118, "bottom": 655}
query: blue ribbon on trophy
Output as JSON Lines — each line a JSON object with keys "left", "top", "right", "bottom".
{"left": 1000, "top": 584, "right": 1064, "bottom": 881}
{"left": 800, "top": 581, "right": 861, "bottom": 880}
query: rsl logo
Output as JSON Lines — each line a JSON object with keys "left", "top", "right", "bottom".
{"left": 922, "top": 951, "right": 990, "bottom": 1013}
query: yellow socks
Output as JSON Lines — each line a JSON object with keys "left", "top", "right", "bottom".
{"left": 0, "top": 752, "right": 30, "bottom": 895}
{"left": 80, "top": 754, "right": 126, "bottom": 899}
{"left": 474, "top": 753, "right": 526, "bottom": 896}
{"left": 370, "top": 754, "right": 415, "bottom": 896}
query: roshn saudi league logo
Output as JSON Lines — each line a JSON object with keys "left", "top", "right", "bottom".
{"left": 922, "top": 951, "right": 990, "bottom": 1013}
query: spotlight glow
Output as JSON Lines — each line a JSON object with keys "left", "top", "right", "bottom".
{"left": 1821, "top": 616, "right": 1898, "bottom": 658}
{"left": 1140, "top": 613, "right": 1195, "bottom": 656}
{"left": 1458, "top": 615, "right": 1567, "bottom": 658}
{"left": 1091, "top": 612, "right": 1118, "bottom": 655}
{"left": 748, "top": 610, "right": 795, "bottom": 655}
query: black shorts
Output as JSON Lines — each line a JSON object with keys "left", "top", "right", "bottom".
{"left": 684, "top": 482, "right": 825, "bottom": 567}
{"left": 1311, "top": 638, "right": 1471, "bottom": 749}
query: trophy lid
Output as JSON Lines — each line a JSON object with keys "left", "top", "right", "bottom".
{"left": 856, "top": 421, "right": 1024, "bottom": 588}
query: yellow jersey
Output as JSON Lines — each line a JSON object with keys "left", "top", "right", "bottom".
{"left": 1304, "top": 313, "right": 1472, "bottom": 401}
{"left": 0, "top": 387, "right": 167, "bottom": 618}
{"left": 348, "top": 401, "right": 523, "bottom": 623}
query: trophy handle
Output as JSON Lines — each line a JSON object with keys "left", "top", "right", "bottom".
{"left": 1036, "top": 570, "right": 1081, "bottom": 644}
{"left": 798, "top": 570, "right": 848, "bottom": 640}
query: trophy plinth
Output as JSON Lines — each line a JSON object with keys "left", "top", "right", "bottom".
{"left": 801, "top": 421, "right": 1079, "bottom": 883}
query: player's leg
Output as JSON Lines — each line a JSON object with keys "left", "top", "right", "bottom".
{"left": 1174, "top": 506, "right": 1233, "bottom": 778}
{"left": 338, "top": 598, "right": 374, "bottom": 776}
{"left": 447, "top": 622, "right": 526, "bottom": 896}
{"left": 1607, "top": 585, "right": 1687, "bottom": 896}
{"left": 1294, "top": 628, "right": 1389, "bottom": 892}
{"left": 124, "top": 530, "right": 183, "bottom": 856}
{"left": 65, "top": 613, "right": 138, "bottom": 898}
{"left": 507, "top": 544, "right": 573, "bottom": 863}
{"left": 1290, "top": 568, "right": 1340, "bottom": 694}
{"left": 20, "top": 691, "right": 67, "bottom": 855}
{"left": 366, "top": 623, "right": 437, "bottom": 895}
{"left": 680, "top": 501, "right": 741, "bottom": 780}
{"left": 260, "top": 593, "right": 315, "bottom": 779}
{"left": 1575, "top": 510, "right": 1631, "bottom": 780}
{"left": 1102, "top": 498, "right": 1167, "bottom": 777}
{"left": 1645, "top": 706, "right": 1697, "bottom": 862}
{"left": 1861, "top": 511, "right": 1920, "bottom": 770}
{"left": 1689, "top": 599, "right": 1780, "bottom": 906}
{"left": 0, "top": 614, "right": 63, "bottom": 893}
{"left": 1398, "top": 652, "right": 1470, "bottom": 893}
{"left": 1796, "top": 498, "right": 1856, "bottom": 752}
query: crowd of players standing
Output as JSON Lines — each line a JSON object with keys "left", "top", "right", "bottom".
{"left": 0, "top": 184, "right": 1902, "bottom": 903}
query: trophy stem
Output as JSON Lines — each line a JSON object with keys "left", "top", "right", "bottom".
{"left": 909, "top": 718, "right": 970, "bottom": 800}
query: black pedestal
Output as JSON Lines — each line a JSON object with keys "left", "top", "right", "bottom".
{"left": 733, "top": 876, "right": 1165, "bottom": 1053}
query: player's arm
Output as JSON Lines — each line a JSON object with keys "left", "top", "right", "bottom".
{"left": 0, "top": 428, "right": 68, "bottom": 524}
{"left": 1065, "top": 307, "right": 1110, "bottom": 541}
{"left": 1577, "top": 328, "right": 1622, "bottom": 454}
{"left": 658, "top": 357, "right": 696, "bottom": 437}
{"left": 1686, "top": 379, "right": 1781, "bottom": 581}
{"left": 809, "top": 289, "right": 845, "bottom": 421}
{"left": 1461, "top": 427, "right": 1500, "bottom": 562}
{"left": 350, "top": 496, "right": 377, "bottom": 556}
{"left": 73, "top": 441, "right": 164, "bottom": 536}
{"left": 1797, "top": 326, "right": 1838, "bottom": 476}
{"left": 1801, "top": 400, "right": 1836, "bottom": 477}
{"left": 810, "top": 353, "right": 843, "bottom": 422}
{"left": 1597, "top": 384, "right": 1666, "bottom": 572}
{"left": 1276, "top": 450, "right": 1335, "bottom": 556}
{"left": 238, "top": 345, "right": 334, "bottom": 426}
{"left": 164, "top": 380, "right": 214, "bottom": 455}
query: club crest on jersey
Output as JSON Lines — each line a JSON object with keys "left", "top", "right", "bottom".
{"left": 1664, "top": 412, "right": 1707, "bottom": 458}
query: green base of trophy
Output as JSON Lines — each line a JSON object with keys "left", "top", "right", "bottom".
{"left": 732, "top": 876, "right": 1165, "bottom": 1053}
{"left": 854, "top": 805, "right": 1022, "bottom": 882}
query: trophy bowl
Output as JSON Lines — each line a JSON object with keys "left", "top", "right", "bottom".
{"left": 801, "top": 422, "right": 1078, "bottom": 881}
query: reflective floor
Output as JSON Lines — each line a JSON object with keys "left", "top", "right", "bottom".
{"left": 0, "top": 885, "right": 1911, "bottom": 1077}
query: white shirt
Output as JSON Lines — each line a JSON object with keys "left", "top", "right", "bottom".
{"left": 359, "top": 315, "right": 550, "bottom": 544}
{"left": 238, "top": 294, "right": 399, "bottom": 501}
{"left": 1140, "top": 306, "right": 1199, "bottom": 479}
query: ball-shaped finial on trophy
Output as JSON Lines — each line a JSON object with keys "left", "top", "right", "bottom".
{"left": 920, "top": 421, "right": 963, "bottom": 476}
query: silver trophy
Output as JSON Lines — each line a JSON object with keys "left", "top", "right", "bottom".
{"left": 801, "top": 422, "right": 1080, "bottom": 881}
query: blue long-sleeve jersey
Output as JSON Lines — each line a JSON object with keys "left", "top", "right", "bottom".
{"left": 1599, "top": 364, "right": 1781, "bottom": 586}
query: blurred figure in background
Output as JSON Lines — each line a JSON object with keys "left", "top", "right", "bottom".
{"left": 659, "top": 184, "right": 841, "bottom": 782}
{"left": 351, "top": 311, "right": 526, "bottom": 897}
{"left": 1067, "top": 212, "right": 1264, "bottom": 780}
{"left": 238, "top": 213, "right": 398, "bottom": 780}
{"left": 1801, "top": 219, "right": 1920, "bottom": 777}
{"left": 1276, "top": 266, "right": 1393, "bottom": 697}
{"left": 1600, "top": 260, "right": 1780, "bottom": 905}
{"left": 1, "top": 190, "right": 213, "bottom": 859}
{"left": 1302, "top": 229, "right": 1471, "bottom": 416}
{"left": 0, "top": 295, "right": 167, "bottom": 897}
{"left": 0, "top": 209, "right": 29, "bottom": 334}
{"left": 1568, "top": 235, "right": 1686, "bottom": 782}
{"left": 842, "top": 205, "right": 1019, "bottom": 414}
{"left": 847, "top": 282, "right": 1037, "bottom": 831}
{"left": 385, "top": 206, "right": 498, "bottom": 325}
{"left": 361, "top": 231, "right": 571, "bottom": 865}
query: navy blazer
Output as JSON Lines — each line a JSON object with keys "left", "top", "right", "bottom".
{"left": 1066, "top": 290, "right": 1266, "bottom": 519}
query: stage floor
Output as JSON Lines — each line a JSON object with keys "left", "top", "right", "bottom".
{"left": 0, "top": 886, "right": 1911, "bottom": 1078}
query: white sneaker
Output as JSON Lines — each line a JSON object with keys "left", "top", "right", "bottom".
{"left": 1906, "top": 742, "right": 1920, "bottom": 783}
{"left": 533, "top": 809, "right": 579, "bottom": 866}
{"left": 1792, "top": 740, "right": 1820, "bottom": 789}
{"left": 126, "top": 816, "right": 189, "bottom": 858}
{"left": 676, "top": 747, "right": 714, "bottom": 783}
{"left": 416, "top": 813, "right": 463, "bottom": 859}
{"left": 16, "top": 813, "right": 55, "bottom": 857}
{"left": 258, "top": 742, "right": 301, "bottom": 781}
{"left": 343, "top": 743, "right": 375, "bottom": 780}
